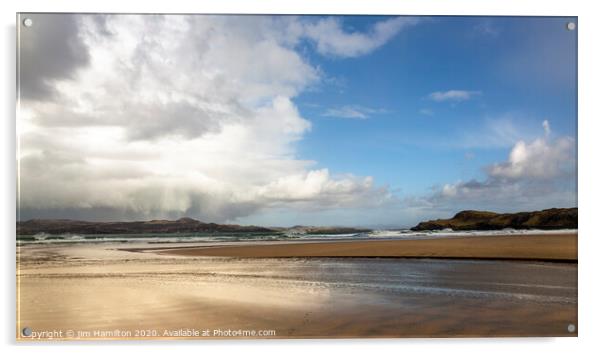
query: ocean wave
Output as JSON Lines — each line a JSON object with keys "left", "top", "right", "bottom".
{"left": 16, "top": 228, "right": 576, "bottom": 245}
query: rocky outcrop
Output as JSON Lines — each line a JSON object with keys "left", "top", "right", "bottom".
{"left": 411, "top": 208, "right": 577, "bottom": 231}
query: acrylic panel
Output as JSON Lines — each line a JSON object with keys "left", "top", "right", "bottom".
{"left": 16, "top": 13, "right": 577, "bottom": 340}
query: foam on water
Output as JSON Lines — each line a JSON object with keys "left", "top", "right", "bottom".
{"left": 17, "top": 228, "right": 577, "bottom": 245}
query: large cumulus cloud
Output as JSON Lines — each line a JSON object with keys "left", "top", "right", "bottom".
{"left": 18, "top": 14, "right": 405, "bottom": 222}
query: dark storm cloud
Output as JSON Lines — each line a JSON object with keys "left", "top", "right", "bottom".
{"left": 124, "top": 101, "right": 232, "bottom": 141}
{"left": 18, "top": 193, "right": 264, "bottom": 223}
{"left": 90, "top": 14, "right": 114, "bottom": 37}
{"left": 19, "top": 14, "right": 90, "bottom": 100}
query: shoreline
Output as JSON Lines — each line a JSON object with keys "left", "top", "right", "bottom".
{"left": 144, "top": 233, "right": 577, "bottom": 261}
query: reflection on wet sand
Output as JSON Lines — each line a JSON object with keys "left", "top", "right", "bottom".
{"left": 17, "top": 243, "right": 577, "bottom": 339}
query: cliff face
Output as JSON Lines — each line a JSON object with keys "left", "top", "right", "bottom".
{"left": 411, "top": 208, "right": 577, "bottom": 231}
{"left": 16, "top": 217, "right": 274, "bottom": 235}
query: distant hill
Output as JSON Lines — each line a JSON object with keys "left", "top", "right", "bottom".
{"left": 411, "top": 208, "right": 577, "bottom": 231}
{"left": 16, "top": 217, "right": 274, "bottom": 235}
{"left": 16, "top": 218, "right": 371, "bottom": 235}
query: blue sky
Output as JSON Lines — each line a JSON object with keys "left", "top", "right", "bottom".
{"left": 295, "top": 16, "right": 576, "bottom": 195}
{"left": 256, "top": 16, "right": 577, "bottom": 227}
{"left": 19, "top": 15, "right": 577, "bottom": 227}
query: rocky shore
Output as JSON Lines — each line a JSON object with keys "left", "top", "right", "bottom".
{"left": 411, "top": 208, "right": 577, "bottom": 231}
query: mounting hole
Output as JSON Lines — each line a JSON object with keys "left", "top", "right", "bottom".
{"left": 22, "top": 327, "right": 32, "bottom": 337}
{"left": 566, "top": 22, "right": 576, "bottom": 31}
{"left": 22, "top": 18, "right": 33, "bottom": 28}
{"left": 567, "top": 323, "right": 576, "bottom": 333}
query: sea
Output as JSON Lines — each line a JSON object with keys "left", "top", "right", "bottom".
{"left": 16, "top": 228, "right": 576, "bottom": 246}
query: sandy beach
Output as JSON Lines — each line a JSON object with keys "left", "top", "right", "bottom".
{"left": 17, "top": 233, "right": 577, "bottom": 340}
{"left": 152, "top": 233, "right": 577, "bottom": 261}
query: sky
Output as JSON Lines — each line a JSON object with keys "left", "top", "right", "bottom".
{"left": 17, "top": 14, "right": 577, "bottom": 228}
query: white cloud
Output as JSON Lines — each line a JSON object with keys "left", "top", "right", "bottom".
{"left": 488, "top": 136, "right": 574, "bottom": 180}
{"left": 423, "top": 120, "right": 576, "bottom": 211}
{"left": 255, "top": 169, "right": 391, "bottom": 208}
{"left": 322, "top": 105, "right": 388, "bottom": 119}
{"left": 302, "top": 16, "right": 420, "bottom": 58}
{"left": 18, "top": 15, "right": 397, "bottom": 222}
{"left": 428, "top": 90, "right": 482, "bottom": 102}
{"left": 542, "top": 119, "right": 551, "bottom": 136}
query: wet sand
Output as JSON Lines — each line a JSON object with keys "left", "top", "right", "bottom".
{"left": 16, "top": 237, "right": 578, "bottom": 340}
{"left": 153, "top": 233, "right": 577, "bottom": 261}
